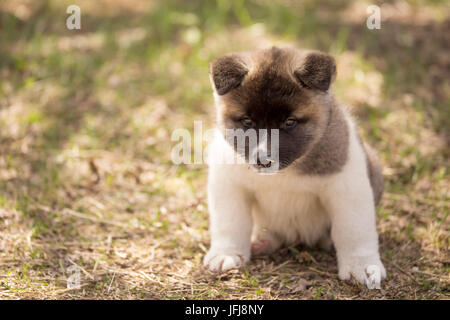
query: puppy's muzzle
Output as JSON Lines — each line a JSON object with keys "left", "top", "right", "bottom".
{"left": 256, "top": 156, "right": 273, "bottom": 168}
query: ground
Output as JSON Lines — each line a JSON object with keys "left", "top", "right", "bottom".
{"left": 0, "top": 0, "right": 448, "bottom": 299}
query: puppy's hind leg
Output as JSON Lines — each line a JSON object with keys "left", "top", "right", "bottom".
{"left": 250, "top": 214, "right": 282, "bottom": 256}
{"left": 317, "top": 229, "right": 334, "bottom": 252}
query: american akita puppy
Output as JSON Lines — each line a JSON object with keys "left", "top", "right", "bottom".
{"left": 203, "top": 47, "right": 386, "bottom": 284}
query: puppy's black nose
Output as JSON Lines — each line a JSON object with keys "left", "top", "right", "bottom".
{"left": 256, "top": 157, "right": 272, "bottom": 168}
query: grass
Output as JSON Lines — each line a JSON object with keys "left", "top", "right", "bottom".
{"left": 0, "top": 0, "right": 448, "bottom": 299}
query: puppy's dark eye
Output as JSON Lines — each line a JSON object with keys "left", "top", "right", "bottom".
{"left": 284, "top": 117, "right": 298, "bottom": 129}
{"left": 241, "top": 117, "right": 254, "bottom": 128}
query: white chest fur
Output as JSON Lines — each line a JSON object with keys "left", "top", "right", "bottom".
{"left": 230, "top": 164, "right": 331, "bottom": 247}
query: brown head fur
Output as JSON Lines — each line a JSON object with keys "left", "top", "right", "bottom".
{"left": 210, "top": 47, "right": 348, "bottom": 173}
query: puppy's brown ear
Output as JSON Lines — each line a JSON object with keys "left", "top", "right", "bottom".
{"left": 210, "top": 54, "right": 248, "bottom": 95}
{"left": 293, "top": 52, "right": 336, "bottom": 91}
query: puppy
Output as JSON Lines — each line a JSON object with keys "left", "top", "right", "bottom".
{"left": 203, "top": 47, "right": 386, "bottom": 284}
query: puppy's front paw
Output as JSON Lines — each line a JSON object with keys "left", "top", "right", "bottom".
{"left": 338, "top": 255, "right": 386, "bottom": 285}
{"left": 203, "top": 249, "right": 247, "bottom": 272}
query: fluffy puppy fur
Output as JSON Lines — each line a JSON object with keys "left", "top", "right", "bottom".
{"left": 204, "top": 46, "right": 386, "bottom": 284}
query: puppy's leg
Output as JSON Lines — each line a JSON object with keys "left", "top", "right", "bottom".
{"left": 317, "top": 231, "right": 334, "bottom": 252}
{"left": 251, "top": 226, "right": 282, "bottom": 256}
{"left": 203, "top": 168, "right": 252, "bottom": 272}
{"left": 250, "top": 212, "right": 282, "bottom": 255}
{"left": 322, "top": 175, "right": 386, "bottom": 285}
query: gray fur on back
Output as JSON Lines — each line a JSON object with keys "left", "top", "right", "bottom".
{"left": 362, "top": 142, "right": 384, "bottom": 205}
